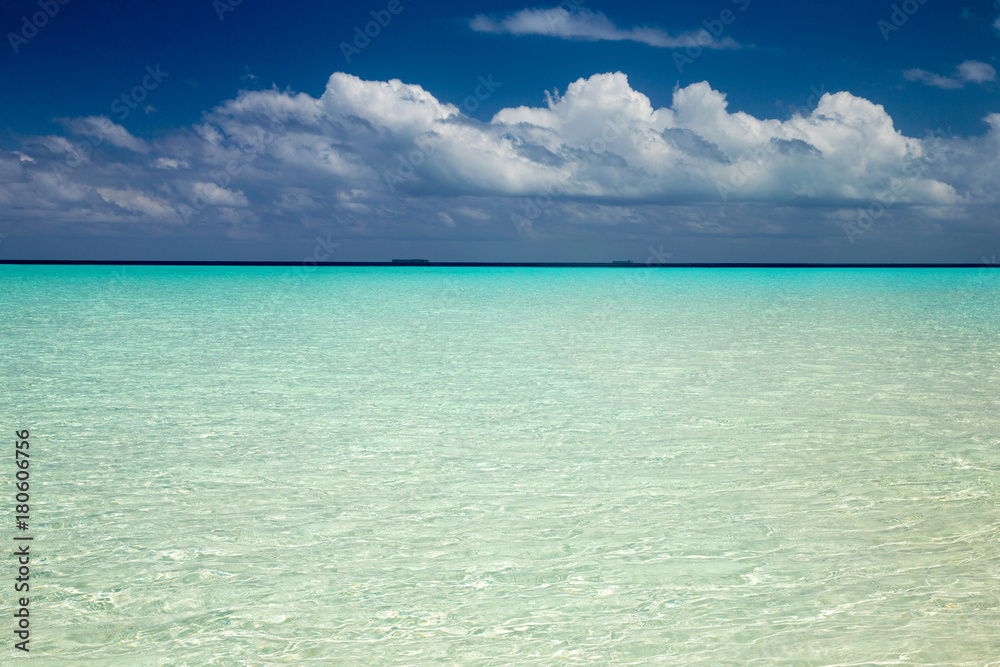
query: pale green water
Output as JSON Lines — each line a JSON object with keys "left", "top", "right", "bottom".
{"left": 1, "top": 267, "right": 999, "bottom": 665}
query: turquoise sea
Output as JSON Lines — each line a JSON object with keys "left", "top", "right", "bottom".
{"left": 2, "top": 266, "right": 999, "bottom": 665}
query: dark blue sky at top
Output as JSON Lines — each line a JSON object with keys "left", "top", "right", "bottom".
{"left": 2, "top": 0, "right": 998, "bottom": 140}
{"left": 0, "top": 0, "right": 998, "bottom": 262}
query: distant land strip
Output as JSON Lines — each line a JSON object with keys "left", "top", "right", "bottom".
{"left": 0, "top": 260, "right": 988, "bottom": 268}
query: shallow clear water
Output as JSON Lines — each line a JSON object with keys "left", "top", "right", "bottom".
{"left": 2, "top": 266, "right": 999, "bottom": 665}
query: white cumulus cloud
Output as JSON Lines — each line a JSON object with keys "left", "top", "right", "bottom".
{"left": 0, "top": 71, "right": 998, "bottom": 243}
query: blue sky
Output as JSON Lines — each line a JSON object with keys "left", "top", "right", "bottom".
{"left": 1, "top": 0, "right": 998, "bottom": 261}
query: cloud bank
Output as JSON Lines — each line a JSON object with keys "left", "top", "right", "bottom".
{"left": 1, "top": 71, "right": 998, "bottom": 245}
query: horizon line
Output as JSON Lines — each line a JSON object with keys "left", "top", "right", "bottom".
{"left": 0, "top": 260, "right": 990, "bottom": 268}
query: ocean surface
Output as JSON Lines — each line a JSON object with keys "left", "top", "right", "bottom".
{"left": 2, "top": 266, "right": 999, "bottom": 665}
